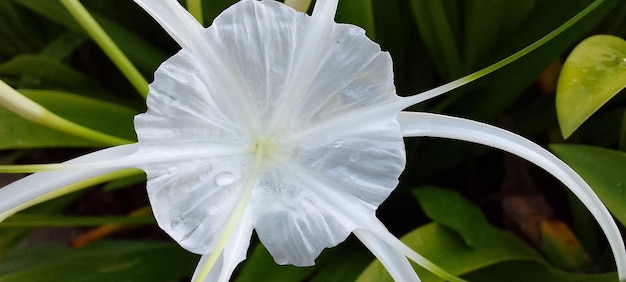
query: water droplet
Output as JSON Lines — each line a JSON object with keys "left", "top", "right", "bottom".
{"left": 310, "top": 160, "right": 320, "bottom": 168}
{"left": 215, "top": 171, "right": 235, "bottom": 186}
{"left": 349, "top": 151, "right": 361, "bottom": 162}
{"left": 170, "top": 217, "right": 182, "bottom": 229}
{"left": 333, "top": 139, "right": 344, "bottom": 148}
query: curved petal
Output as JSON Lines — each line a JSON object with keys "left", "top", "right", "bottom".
{"left": 186, "top": 0, "right": 398, "bottom": 138}
{"left": 0, "top": 144, "right": 138, "bottom": 220}
{"left": 397, "top": 111, "right": 626, "bottom": 280}
{"left": 134, "top": 50, "right": 248, "bottom": 144}
{"left": 192, "top": 206, "right": 254, "bottom": 282}
{"left": 257, "top": 123, "right": 403, "bottom": 266}
{"left": 354, "top": 228, "right": 421, "bottom": 282}
{"left": 133, "top": 0, "right": 204, "bottom": 49}
{"left": 251, "top": 164, "right": 352, "bottom": 266}
{"left": 283, "top": 157, "right": 459, "bottom": 281}
{"left": 141, "top": 155, "right": 253, "bottom": 254}
{"left": 292, "top": 118, "right": 405, "bottom": 209}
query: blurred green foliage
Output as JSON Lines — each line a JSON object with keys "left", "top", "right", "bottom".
{"left": 0, "top": 0, "right": 624, "bottom": 280}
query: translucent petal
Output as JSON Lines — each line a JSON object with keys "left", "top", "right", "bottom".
{"left": 192, "top": 207, "right": 254, "bottom": 282}
{"left": 193, "top": 0, "right": 399, "bottom": 137}
{"left": 292, "top": 118, "right": 405, "bottom": 209}
{"left": 134, "top": 50, "right": 248, "bottom": 145}
{"left": 397, "top": 111, "right": 626, "bottom": 280}
{"left": 133, "top": 0, "right": 204, "bottom": 49}
{"left": 140, "top": 155, "right": 253, "bottom": 254}
{"left": 252, "top": 168, "right": 350, "bottom": 266}
{"left": 258, "top": 125, "right": 404, "bottom": 266}
{"left": 354, "top": 228, "right": 421, "bottom": 282}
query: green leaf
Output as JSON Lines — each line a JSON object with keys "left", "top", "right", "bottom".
{"left": 201, "top": 0, "right": 238, "bottom": 26}
{"left": 0, "top": 90, "right": 136, "bottom": 149}
{"left": 39, "top": 32, "right": 87, "bottom": 61}
{"left": 0, "top": 241, "right": 197, "bottom": 282}
{"left": 0, "top": 55, "right": 103, "bottom": 93}
{"left": 371, "top": 0, "right": 436, "bottom": 94}
{"left": 0, "top": 214, "right": 154, "bottom": 228}
{"left": 337, "top": 0, "right": 376, "bottom": 39}
{"left": 237, "top": 239, "right": 370, "bottom": 282}
{"left": 463, "top": 0, "right": 535, "bottom": 71}
{"left": 414, "top": 187, "right": 499, "bottom": 247}
{"left": 409, "top": 0, "right": 462, "bottom": 80}
{"left": 0, "top": 192, "right": 82, "bottom": 259}
{"left": 0, "top": 1, "right": 43, "bottom": 58}
{"left": 356, "top": 223, "right": 544, "bottom": 282}
{"left": 236, "top": 243, "right": 317, "bottom": 282}
{"left": 11, "top": 0, "right": 166, "bottom": 75}
{"left": 463, "top": 260, "right": 617, "bottom": 281}
{"left": 442, "top": 0, "right": 620, "bottom": 121}
{"left": 556, "top": 35, "right": 626, "bottom": 138}
{"left": 357, "top": 187, "right": 544, "bottom": 281}
{"left": 20, "top": 89, "right": 137, "bottom": 140}
{"left": 550, "top": 144, "right": 626, "bottom": 226}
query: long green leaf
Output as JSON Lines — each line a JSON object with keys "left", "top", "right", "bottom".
{"left": 0, "top": 55, "right": 104, "bottom": 94}
{"left": 0, "top": 241, "right": 196, "bottom": 281}
{"left": 337, "top": 0, "right": 376, "bottom": 39}
{"left": 357, "top": 187, "right": 544, "bottom": 281}
{"left": 12, "top": 0, "right": 166, "bottom": 75}
{"left": 550, "top": 144, "right": 626, "bottom": 226}
{"left": 463, "top": 260, "right": 617, "bottom": 281}
{"left": 0, "top": 89, "right": 136, "bottom": 149}
{"left": 0, "top": 214, "right": 154, "bottom": 228}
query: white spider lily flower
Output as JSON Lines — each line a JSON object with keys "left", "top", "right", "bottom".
{"left": 0, "top": 0, "right": 624, "bottom": 281}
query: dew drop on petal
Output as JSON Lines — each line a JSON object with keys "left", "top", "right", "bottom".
{"left": 215, "top": 171, "right": 236, "bottom": 186}
{"left": 349, "top": 152, "right": 361, "bottom": 162}
{"left": 170, "top": 216, "right": 182, "bottom": 230}
{"left": 333, "top": 139, "right": 344, "bottom": 148}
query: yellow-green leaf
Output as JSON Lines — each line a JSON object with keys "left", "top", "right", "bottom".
{"left": 556, "top": 35, "right": 626, "bottom": 138}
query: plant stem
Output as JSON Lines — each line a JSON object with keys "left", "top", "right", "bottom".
{"left": 60, "top": 0, "right": 149, "bottom": 98}
{"left": 0, "top": 80, "right": 132, "bottom": 146}
{"left": 187, "top": 0, "right": 204, "bottom": 25}
{"left": 284, "top": 0, "right": 313, "bottom": 12}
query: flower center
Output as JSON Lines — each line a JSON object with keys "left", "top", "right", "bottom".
{"left": 252, "top": 138, "right": 283, "bottom": 162}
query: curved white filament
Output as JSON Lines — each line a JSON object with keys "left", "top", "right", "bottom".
{"left": 0, "top": 144, "right": 138, "bottom": 220}
{"left": 397, "top": 111, "right": 626, "bottom": 281}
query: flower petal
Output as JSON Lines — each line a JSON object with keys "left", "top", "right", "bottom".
{"left": 134, "top": 50, "right": 248, "bottom": 144}
{"left": 192, "top": 207, "right": 254, "bottom": 282}
{"left": 283, "top": 158, "right": 459, "bottom": 281}
{"left": 133, "top": 0, "right": 204, "bottom": 49}
{"left": 180, "top": 0, "right": 398, "bottom": 138}
{"left": 141, "top": 155, "right": 253, "bottom": 254}
{"left": 397, "top": 111, "right": 626, "bottom": 280}
{"left": 353, "top": 228, "right": 421, "bottom": 282}
{"left": 252, "top": 168, "right": 350, "bottom": 266}
{"left": 258, "top": 119, "right": 404, "bottom": 265}
{"left": 0, "top": 144, "right": 138, "bottom": 220}
{"left": 292, "top": 118, "right": 405, "bottom": 209}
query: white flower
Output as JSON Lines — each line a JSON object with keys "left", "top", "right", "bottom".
{"left": 1, "top": 0, "right": 624, "bottom": 281}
